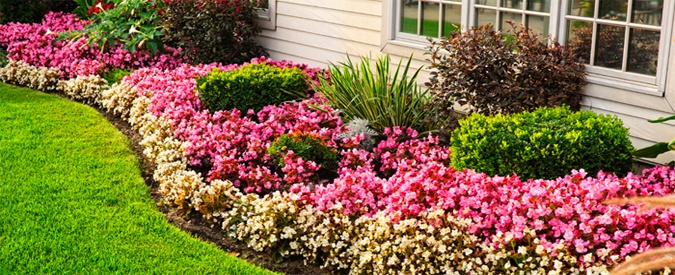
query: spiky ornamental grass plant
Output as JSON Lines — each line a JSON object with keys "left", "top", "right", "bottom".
{"left": 313, "top": 54, "right": 437, "bottom": 134}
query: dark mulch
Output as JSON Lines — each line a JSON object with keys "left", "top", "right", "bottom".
{"left": 90, "top": 101, "right": 337, "bottom": 275}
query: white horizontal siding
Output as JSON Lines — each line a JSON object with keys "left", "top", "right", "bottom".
{"left": 258, "top": 0, "right": 385, "bottom": 67}
{"left": 258, "top": 0, "right": 675, "bottom": 164}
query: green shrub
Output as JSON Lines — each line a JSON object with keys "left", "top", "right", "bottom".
{"left": 58, "top": 0, "right": 164, "bottom": 54}
{"left": 0, "top": 0, "right": 77, "bottom": 24}
{"left": 268, "top": 131, "right": 339, "bottom": 170}
{"left": 313, "top": 54, "right": 437, "bottom": 134}
{"left": 101, "top": 68, "right": 133, "bottom": 85}
{"left": 450, "top": 106, "right": 634, "bottom": 180}
{"left": 426, "top": 23, "right": 587, "bottom": 131}
{"left": 0, "top": 48, "right": 8, "bottom": 68}
{"left": 197, "top": 63, "right": 308, "bottom": 113}
{"left": 161, "top": 0, "right": 265, "bottom": 65}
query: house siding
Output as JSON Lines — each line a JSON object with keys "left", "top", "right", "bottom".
{"left": 257, "top": 0, "right": 675, "bottom": 164}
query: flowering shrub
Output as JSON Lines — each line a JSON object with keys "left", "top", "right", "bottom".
{"left": 59, "top": 0, "right": 165, "bottom": 54}
{"left": 0, "top": 11, "right": 183, "bottom": 79}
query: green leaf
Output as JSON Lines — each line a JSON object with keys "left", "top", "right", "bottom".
{"left": 146, "top": 41, "right": 158, "bottom": 54}
{"left": 648, "top": 115, "right": 675, "bottom": 123}
{"left": 632, "top": 142, "right": 671, "bottom": 158}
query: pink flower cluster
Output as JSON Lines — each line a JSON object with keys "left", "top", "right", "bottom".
{"left": 121, "top": 60, "right": 340, "bottom": 194}
{"left": 312, "top": 145, "right": 675, "bottom": 263}
{"left": 0, "top": 12, "right": 184, "bottom": 79}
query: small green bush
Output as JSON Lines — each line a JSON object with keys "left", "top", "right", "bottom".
{"left": 197, "top": 63, "right": 308, "bottom": 113}
{"left": 450, "top": 107, "right": 634, "bottom": 180}
{"left": 268, "top": 132, "right": 339, "bottom": 170}
{"left": 0, "top": 49, "right": 8, "bottom": 68}
{"left": 101, "top": 68, "right": 133, "bottom": 85}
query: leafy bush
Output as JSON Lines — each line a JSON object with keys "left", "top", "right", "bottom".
{"left": 197, "top": 63, "right": 309, "bottom": 113}
{"left": 426, "top": 23, "right": 587, "bottom": 129}
{"left": 0, "top": 48, "right": 7, "bottom": 67}
{"left": 268, "top": 131, "right": 339, "bottom": 170}
{"left": 58, "top": 0, "right": 165, "bottom": 54}
{"left": 0, "top": 0, "right": 76, "bottom": 24}
{"left": 451, "top": 106, "right": 634, "bottom": 180}
{"left": 313, "top": 54, "right": 437, "bottom": 134}
{"left": 101, "top": 68, "right": 133, "bottom": 85}
{"left": 161, "top": 0, "right": 266, "bottom": 65}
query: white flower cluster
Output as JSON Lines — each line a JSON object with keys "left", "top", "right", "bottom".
{"left": 0, "top": 60, "right": 60, "bottom": 91}
{"left": 56, "top": 74, "right": 109, "bottom": 105}
{"left": 101, "top": 82, "right": 142, "bottom": 120}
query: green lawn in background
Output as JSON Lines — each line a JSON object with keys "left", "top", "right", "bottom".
{"left": 0, "top": 82, "right": 277, "bottom": 275}
{"left": 401, "top": 17, "right": 460, "bottom": 38}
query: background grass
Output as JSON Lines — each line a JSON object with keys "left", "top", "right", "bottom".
{"left": 0, "top": 82, "right": 277, "bottom": 274}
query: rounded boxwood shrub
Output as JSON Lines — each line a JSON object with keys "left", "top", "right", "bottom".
{"left": 450, "top": 106, "right": 634, "bottom": 180}
{"left": 197, "top": 63, "right": 309, "bottom": 113}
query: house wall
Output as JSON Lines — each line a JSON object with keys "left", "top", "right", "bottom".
{"left": 256, "top": 0, "right": 675, "bottom": 164}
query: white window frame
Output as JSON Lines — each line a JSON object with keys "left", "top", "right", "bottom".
{"left": 256, "top": 0, "right": 277, "bottom": 30}
{"left": 389, "top": 0, "right": 674, "bottom": 95}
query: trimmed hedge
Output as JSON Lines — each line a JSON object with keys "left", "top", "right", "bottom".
{"left": 451, "top": 106, "right": 634, "bottom": 180}
{"left": 197, "top": 63, "right": 309, "bottom": 113}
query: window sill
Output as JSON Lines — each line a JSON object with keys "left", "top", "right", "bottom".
{"left": 585, "top": 74, "right": 663, "bottom": 97}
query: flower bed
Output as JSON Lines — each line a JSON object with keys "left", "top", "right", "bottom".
{"left": 2, "top": 12, "right": 675, "bottom": 275}
{"left": 0, "top": 12, "right": 183, "bottom": 79}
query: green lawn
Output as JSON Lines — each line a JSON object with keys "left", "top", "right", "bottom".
{"left": 0, "top": 82, "right": 277, "bottom": 274}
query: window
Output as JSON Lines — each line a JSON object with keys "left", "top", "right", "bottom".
{"left": 256, "top": 0, "right": 276, "bottom": 30}
{"left": 393, "top": 0, "right": 672, "bottom": 90}
{"left": 566, "top": 0, "right": 663, "bottom": 82}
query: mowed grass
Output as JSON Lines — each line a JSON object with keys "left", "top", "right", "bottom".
{"left": 0, "top": 83, "right": 277, "bottom": 274}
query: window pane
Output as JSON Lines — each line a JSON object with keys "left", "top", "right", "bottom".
{"left": 595, "top": 24, "right": 625, "bottom": 69}
{"left": 527, "top": 0, "right": 550, "bottom": 12}
{"left": 526, "top": 15, "right": 549, "bottom": 37}
{"left": 401, "top": 0, "right": 419, "bottom": 34}
{"left": 568, "top": 0, "right": 595, "bottom": 17}
{"left": 501, "top": 0, "right": 523, "bottom": 9}
{"left": 500, "top": 12, "right": 522, "bottom": 30}
{"left": 631, "top": 0, "right": 663, "bottom": 26}
{"left": 599, "top": 0, "right": 627, "bottom": 21}
{"left": 627, "top": 28, "right": 659, "bottom": 75}
{"left": 441, "top": 0, "right": 461, "bottom": 3}
{"left": 567, "top": 20, "right": 592, "bottom": 64}
{"left": 442, "top": 3, "right": 462, "bottom": 37}
{"left": 476, "top": 8, "right": 497, "bottom": 26}
{"left": 421, "top": 2, "right": 441, "bottom": 37}
{"left": 478, "top": 0, "right": 498, "bottom": 7}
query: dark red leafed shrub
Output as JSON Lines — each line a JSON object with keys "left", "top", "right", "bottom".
{"left": 161, "top": 0, "right": 266, "bottom": 65}
{"left": 426, "top": 23, "right": 587, "bottom": 130}
{"left": 0, "top": 0, "right": 77, "bottom": 24}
